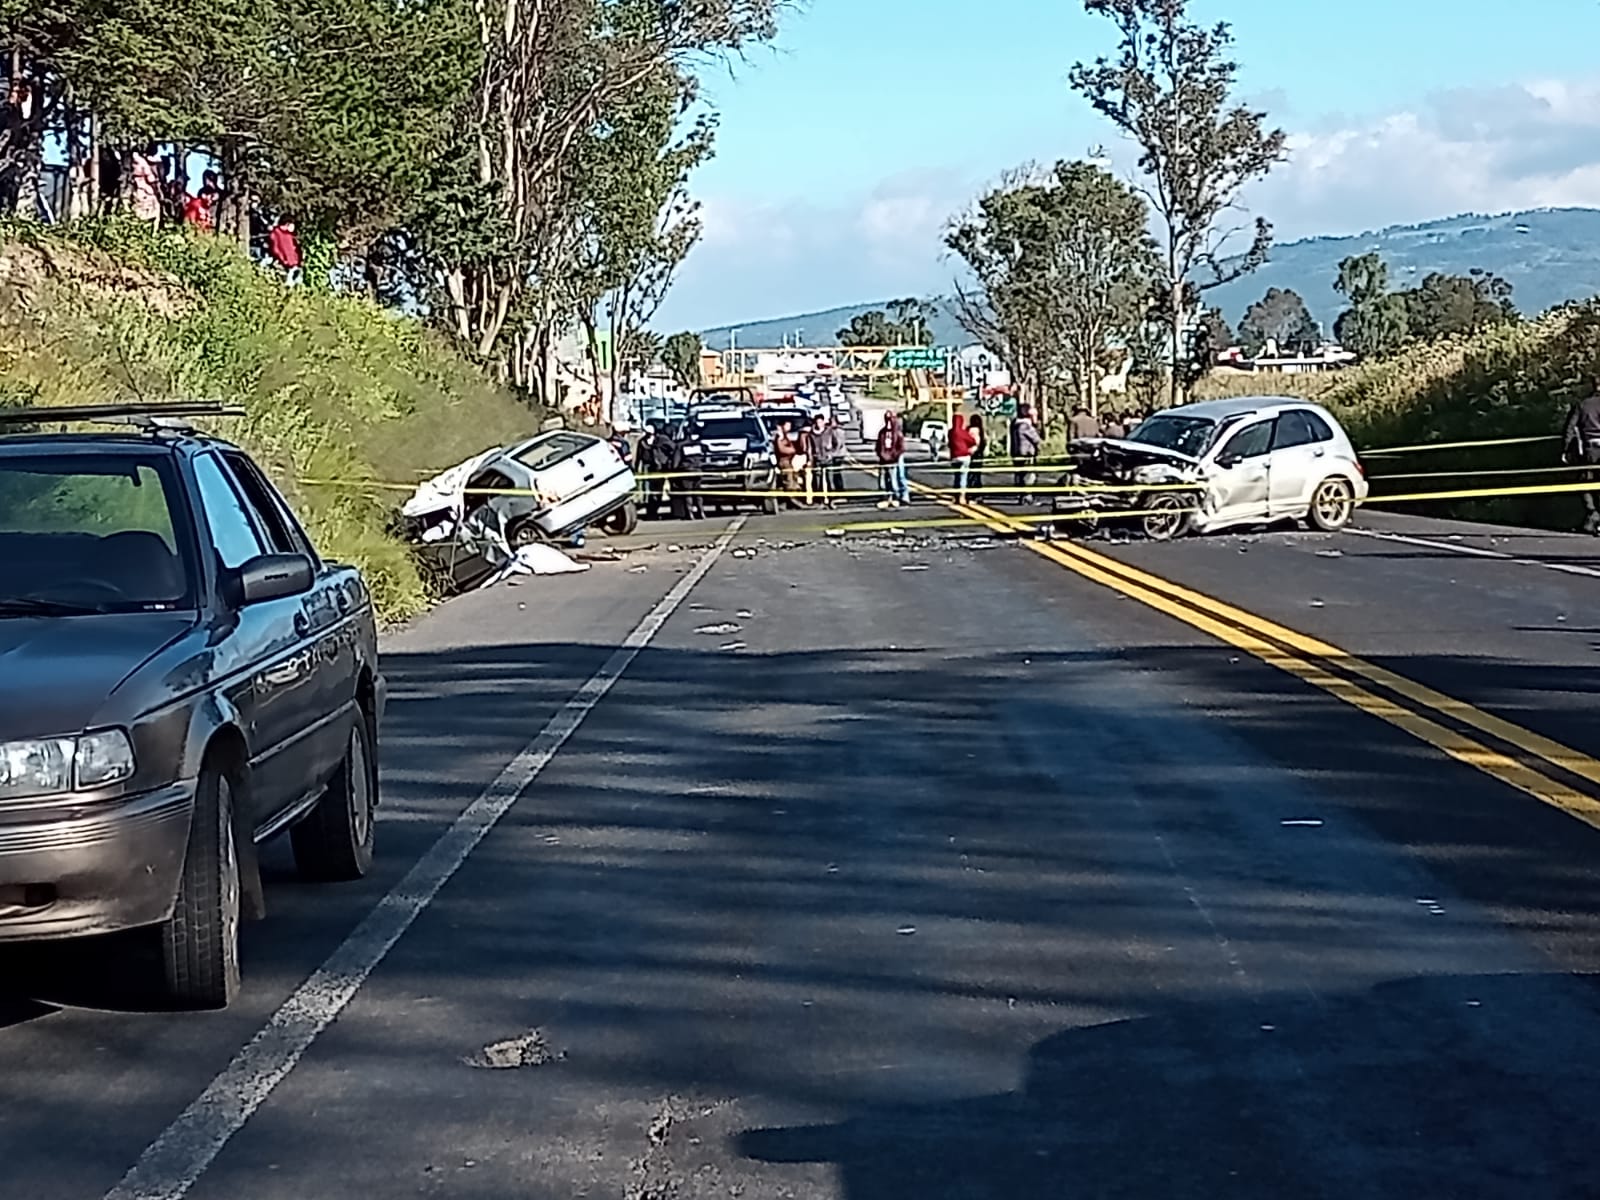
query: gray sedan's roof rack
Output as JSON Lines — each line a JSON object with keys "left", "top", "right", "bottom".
{"left": 0, "top": 401, "right": 246, "bottom": 434}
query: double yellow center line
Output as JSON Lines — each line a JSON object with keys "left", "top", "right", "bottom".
{"left": 944, "top": 493, "right": 1600, "bottom": 831}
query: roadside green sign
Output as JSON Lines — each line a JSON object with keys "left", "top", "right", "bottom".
{"left": 884, "top": 347, "right": 948, "bottom": 371}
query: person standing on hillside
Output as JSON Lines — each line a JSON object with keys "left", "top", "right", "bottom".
{"left": 876, "top": 411, "right": 909, "bottom": 509}
{"left": 1010, "top": 405, "right": 1042, "bottom": 506}
{"left": 1563, "top": 381, "right": 1600, "bottom": 535}
{"left": 268, "top": 218, "right": 302, "bottom": 286}
{"left": 127, "top": 143, "right": 162, "bottom": 225}
{"left": 183, "top": 170, "right": 221, "bottom": 232}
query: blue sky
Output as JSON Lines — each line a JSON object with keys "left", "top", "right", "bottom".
{"left": 656, "top": 0, "right": 1600, "bottom": 330}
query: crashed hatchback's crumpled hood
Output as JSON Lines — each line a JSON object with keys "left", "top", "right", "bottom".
{"left": 1080, "top": 437, "right": 1201, "bottom": 468}
{"left": 402, "top": 449, "right": 505, "bottom": 519}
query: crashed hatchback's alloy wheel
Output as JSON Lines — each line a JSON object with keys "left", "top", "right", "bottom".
{"left": 1141, "top": 492, "right": 1191, "bottom": 541}
{"left": 1308, "top": 477, "right": 1355, "bottom": 532}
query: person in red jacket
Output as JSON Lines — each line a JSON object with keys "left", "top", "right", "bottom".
{"left": 875, "top": 411, "right": 909, "bottom": 509}
{"left": 183, "top": 170, "right": 221, "bottom": 232}
{"left": 267, "top": 219, "right": 302, "bottom": 286}
{"left": 948, "top": 412, "right": 976, "bottom": 504}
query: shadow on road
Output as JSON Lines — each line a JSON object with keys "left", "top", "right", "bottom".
{"left": 738, "top": 972, "right": 1600, "bottom": 1199}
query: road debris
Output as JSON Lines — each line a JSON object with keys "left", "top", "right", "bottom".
{"left": 1315, "top": 549, "right": 1344, "bottom": 559}
{"left": 464, "top": 1030, "right": 561, "bottom": 1069}
{"left": 1309, "top": 598, "right": 1326, "bottom": 608}
{"left": 825, "top": 527, "right": 846, "bottom": 538}
{"left": 720, "top": 642, "right": 747, "bottom": 651}
{"left": 736, "top": 610, "right": 754, "bottom": 619}
{"left": 896, "top": 925, "right": 917, "bottom": 936}
{"left": 1280, "top": 819, "right": 1324, "bottom": 827}
{"left": 695, "top": 622, "right": 741, "bottom": 635}
{"left": 901, "top": 564, "right": 930, "bottom": 572}
{"left": 628, "top": 564, "right": 649, "bottom": 573}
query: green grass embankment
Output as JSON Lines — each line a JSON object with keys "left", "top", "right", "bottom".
{"left": 0, "top": 220, "right": 544, "bottom": 621}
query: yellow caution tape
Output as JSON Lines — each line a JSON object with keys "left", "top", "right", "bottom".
{"left": 1360, "top": 434, "right": 1560, "bottom": 457}
{"left": 1368, "top": 462, "right": 1595, "bottom": 483}
{"left": 1367, "top": 479, "right": 1600, "bottom": 505}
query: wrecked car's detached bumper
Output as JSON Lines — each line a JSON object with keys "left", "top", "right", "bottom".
{"left": 0, "top": 780, "right": 194, "bottom": 941}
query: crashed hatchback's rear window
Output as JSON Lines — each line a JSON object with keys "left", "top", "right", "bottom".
{"left": 512, "top": 433, "right": 594, "bottom": 473}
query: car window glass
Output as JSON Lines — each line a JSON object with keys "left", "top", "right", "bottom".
{"left": 1221, "top": 420, "right": 1274, "bottom": 462}
{"left": 0, "top": 454, "right": 195, "bottom": 609}
{"left": 193, "top": 454, "right": 269, "bottom": 569}
{"left": 512, "top": 433, "right": 591, "bottom": 473}
{"left": 1270, "top": 411, "right": 1315, "bottom": 450}
{"left": 1304, "top": 411, "right": 1335, "bottom": 443}
{"left": 222, "top": 452, "right": 310, "bottom": 558}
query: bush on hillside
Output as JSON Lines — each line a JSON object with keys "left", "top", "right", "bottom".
{"left": 0, "top": 220, "right": 544, "bottom": 621}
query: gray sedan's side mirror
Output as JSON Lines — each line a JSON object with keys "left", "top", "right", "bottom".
{"left": 234, "top": 553, "right": 314, "bottom": 607}
{"left": 1215, "top": 453, "right": 1240, "bottom": 470}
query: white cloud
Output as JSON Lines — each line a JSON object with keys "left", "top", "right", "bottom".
{"left": 661, "top": 77, "right": 1600, "bottom": 329}
{"left": 657, "top": 172, "right": 972, "bottom": 329}
{"left": 1251, "top": 77, "right": 1600, "bottom": 239}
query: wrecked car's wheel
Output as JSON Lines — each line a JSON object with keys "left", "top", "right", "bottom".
{"left": 1141, "top": 492, "right": 1192, "bottom": 541}
{"left": 1307, "top": 476, "right": 1355, "bottom": 532}
{"left": 604, "top": 500, "right": 639, "bottom": 536}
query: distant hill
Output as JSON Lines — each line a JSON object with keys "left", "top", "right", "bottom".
{"left": 698, "top": 207, "right": 1600, "bottom": 347}
{"left": 699, "top": 302, "right": 968, "bottom": 352}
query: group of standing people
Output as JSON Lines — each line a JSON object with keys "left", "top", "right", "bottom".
{"left": 773, "top": 413, "right": 849, "bottom": 508}
{"left": 873, "top": 403, "right": 1043, "bottom": 508}
{"left": 1069, "top": 405, "right": 1151, "bottom": 442}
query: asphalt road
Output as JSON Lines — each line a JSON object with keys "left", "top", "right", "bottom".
{"left": 6, "top": 469, "right": 1600, "bottom": 1200}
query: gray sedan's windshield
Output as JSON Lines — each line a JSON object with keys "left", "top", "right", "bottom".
{"left": 1128, "top": 415, "right": 1218, "bottom": 457}
{"left": 0, "top": 453, "right": 195, "bottom": 613}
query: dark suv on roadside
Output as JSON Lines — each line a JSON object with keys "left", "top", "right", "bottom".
{"left": 0, "top": 404, "right": 383, "bottom": 1008}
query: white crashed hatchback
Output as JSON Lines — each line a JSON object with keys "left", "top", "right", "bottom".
{"left": 403, "top": 430, "right": 637, "bottom": 549}
{"left": 1060, "top": 397, "right": 1369, "bottom": 540}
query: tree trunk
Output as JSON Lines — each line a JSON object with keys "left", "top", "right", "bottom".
{"left": 1169, "top": 279, "right": 1184, "bottom": 408}
{"left": 218, "top": 137, "right": 253, "bottom": 250}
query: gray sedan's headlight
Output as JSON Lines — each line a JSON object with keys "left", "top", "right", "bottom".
{"left": 0, "top": 730, "right": 136, "bottom": 800}
{"left": 76, "top": 730, "right": 137, "bottom": 789}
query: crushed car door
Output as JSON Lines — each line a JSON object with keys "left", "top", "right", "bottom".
{"left": 1205, "top": 419, "right": 1275, "bottom": 527}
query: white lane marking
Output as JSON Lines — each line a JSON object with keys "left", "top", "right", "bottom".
{"left": 105, "top": 518, "right": 746, "bottom": 1200}
{"left": 1349, "top": 527, "right": 1600, "bottom": 581}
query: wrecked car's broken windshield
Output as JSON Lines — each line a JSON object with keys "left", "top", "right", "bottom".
{"left": 1127, "top": 416, "right": 1217, "bottom": 458}
{"left": 0, "top": 452, "right": 196, "bottom": 613}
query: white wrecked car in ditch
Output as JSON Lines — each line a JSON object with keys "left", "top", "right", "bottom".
{"left": 1054, "top": 397, "right": 1369, "bottom": 540}
{"left": 401, "top": 431, "right": 638, "bottom": 585}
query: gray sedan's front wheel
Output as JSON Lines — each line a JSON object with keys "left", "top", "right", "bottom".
{"left": 155, "top": 763, "right": 242, "bottom": 1009}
